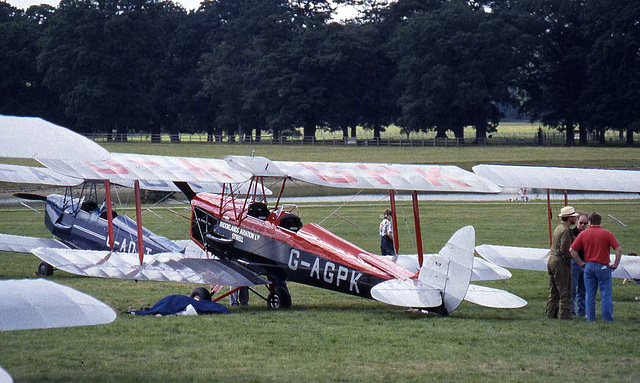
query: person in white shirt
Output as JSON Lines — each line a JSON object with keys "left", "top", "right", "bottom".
{"left": 379, "top": 209, "right": 396, "bottom": 260}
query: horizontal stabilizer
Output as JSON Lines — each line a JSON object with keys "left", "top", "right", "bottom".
{"left": 370, "top": 279, "right": 442, "bottom": 308}
{"left": 464, "top": 284, "right": 527, "bottom": 309}
{"left": 0, "top": 233, "right": 70, "bottom": 254}
{"left": 14, "top": 192, "right": 48, "bottom": 201}
{"left": 395, "top": 254, "right": 511, "bottom": 281}
{"left": 0, "top": 279, "right": 116, "bottom": 331}
{"left": 31, "top": 248, "right": 269, "bottom": 286}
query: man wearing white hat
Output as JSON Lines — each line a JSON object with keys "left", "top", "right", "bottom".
{"left": 546, "top": 206, "right": 579, "bottom": 320}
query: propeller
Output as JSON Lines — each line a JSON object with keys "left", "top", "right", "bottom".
{"left": 14, "top": 193, "right": 48, "bottom": 201}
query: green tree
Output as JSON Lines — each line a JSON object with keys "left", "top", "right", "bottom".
{"left": 509, "top": 0, "right": 590, "bottom": 146}
{"left": 583, "top": 0, "right": 640, "bottom": 145}
{"left": 0, "top": 3, "right": 64, "bottom": 122}
{"left": 38, "top": 0, "right": 187, "bottom": 136}
{"left": 390, "top": 0, "right": 516, "bottom": 142}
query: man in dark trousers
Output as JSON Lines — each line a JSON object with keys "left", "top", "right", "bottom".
{"left": 547, "top": 206, "right": 579, "bottom": 320}
{"left": 570, "top": 213, "right": 589, "bottom": 317}
{"left": 570, "top": 212, "right": 622, "bottom": 322}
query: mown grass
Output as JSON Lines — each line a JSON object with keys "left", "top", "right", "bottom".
{"left": 1, "top": 145, "right": 640, "bottom": 382}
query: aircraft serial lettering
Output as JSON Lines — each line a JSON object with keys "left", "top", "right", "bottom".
{"left": 288, "top": 249, "right": 361, "bottom": 293}
{"left": 105, "top": 236, "right": 152, "bottom": 254}
{"left": 219, "top": 221, "right": 261, "bottom": 242}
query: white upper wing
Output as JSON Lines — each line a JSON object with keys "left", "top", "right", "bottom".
{"left": 38, "top": 152, "right": 252, "bottom": 185}
{"left": 473, "top": 164, "right": 640, "bottom": 192}
{"left": 0, "top": 164, "right": 83, "bottom": 186}
{"left": 275, "top": 161, "right": 501, "bottom": 193}
{"left": 0, "top": 279, "right": 116, "bottom": 331}
{"left": 0, "top": 116, "right": 110, "bottom": 161}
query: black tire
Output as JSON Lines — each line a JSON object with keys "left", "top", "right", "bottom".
{"left": 37, "top": 262, "right": 54, "bottom": 277}
{"left": 190, "top": 287, "right": 211, "bottom": 301}
{"left": 267, "top": 286, "right": 292, "bottom": 309}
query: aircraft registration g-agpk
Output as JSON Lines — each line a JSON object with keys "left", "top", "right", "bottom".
{"left": 0, "top": 115, "right": 527, "bottom": 316}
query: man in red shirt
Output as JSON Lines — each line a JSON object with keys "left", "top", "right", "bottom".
{"left": 570, "top": 212, "right": 622, "bottom": 322}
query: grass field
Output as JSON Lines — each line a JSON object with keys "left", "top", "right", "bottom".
{"left": 1, "top": 145, "right": 640, "bottom": 382}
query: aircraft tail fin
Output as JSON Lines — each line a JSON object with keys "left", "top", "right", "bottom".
{"left": 418, "top": 225, "right": 474, "bottom": 314}
{"left": 173, "top": 181, "right": 196, "bottom": 201}
{"left": 370, "top": 226, "right": 474, "bottom": 314}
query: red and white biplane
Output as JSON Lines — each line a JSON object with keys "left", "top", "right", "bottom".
{"left": 0, "top": 116, "right": 527, "bottom": 316}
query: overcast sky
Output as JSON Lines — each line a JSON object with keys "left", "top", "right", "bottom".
{"left": 6, "top": 0, "right": 358, "bottom": 19}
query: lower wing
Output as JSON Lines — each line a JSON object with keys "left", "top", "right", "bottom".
{"left": 0, "top": 233, "right": 70, "bottom": 254}
{"left": 475, "top": 244, "right": 640, "bottom": 279}
{"left": 31, "top": 247, "right": 269, "bottom": 286}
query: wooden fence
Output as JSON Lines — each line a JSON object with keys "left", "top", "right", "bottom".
{"left": 82, "top": 131, "right": 630, "bottom": 146}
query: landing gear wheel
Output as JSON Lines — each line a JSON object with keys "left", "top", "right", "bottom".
{"left": 190, "top": 287, "right": 211, "bottom": 301}
{"left": 37, "top": 262, "right": 54, "bottom": 277}
{"left": 267, "top": 286, "right": 292, "bottom": 309}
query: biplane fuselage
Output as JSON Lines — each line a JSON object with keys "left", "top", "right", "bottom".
{"left": 190, "top": 193, "right": 414, "bottom": 300}
{"left": 44, "top": 193, "right": 180, "bottom": 254}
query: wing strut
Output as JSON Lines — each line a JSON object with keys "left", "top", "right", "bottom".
{"left": 134, "top": 180, "right": 145, "bottom": 265}
{"left": 412, "top": 191, "right": 424, "bottom": 267}
{"left": 389, "top": 190, "right": 399, "bottom": 254}
{"left": 273, "top": 178, "right": 287, "bottom": 211}
{"left": 104, "top": 180, "right": 114, "bottom": 251}
{"left": 546, "top": 189, "right": 552, "bottom": 246}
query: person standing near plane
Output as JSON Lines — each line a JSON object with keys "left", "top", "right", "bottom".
{"left": 229, "top": 286, "right": 249, "bottom": 306}
{"left": 570, "top": 212, "right": 622, "bottom": 322}
{"left": 379, "top": 209, "right": 396, "bottom": 260}
{"left": 570, "top": 213, "right": 589, "bottom": 317}
{"left": 547, "top": 206, "right": 579, "bottom": 320}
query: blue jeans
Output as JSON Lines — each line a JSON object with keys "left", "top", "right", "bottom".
{"left": 584, "top": 262, "right": 614, "bottom": 322}
{"left": 571, "top": 259, "right": 586, "bottom": 317}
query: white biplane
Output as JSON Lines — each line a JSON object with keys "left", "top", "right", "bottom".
{"left": 0, "top": 115, "right": 525, "bottom": 315}
{"left": 473, "top": 164, "right": 640, "bottom": 279}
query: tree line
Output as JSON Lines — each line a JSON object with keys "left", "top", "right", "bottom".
{"left": 1, "top": 0, "right": 638, "bottom": 145}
